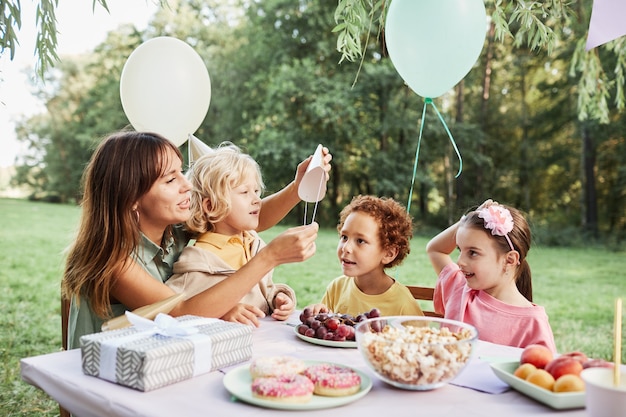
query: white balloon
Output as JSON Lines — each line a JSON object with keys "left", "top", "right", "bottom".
{"left": 120, "top": 37, "right": 211, "bottom": 146}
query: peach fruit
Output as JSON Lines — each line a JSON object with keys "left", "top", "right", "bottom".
{"left": 545, "top": 356, "right": 583, "bottom": 380}
{"left": 520, "top": 344, "right": 553, "bottom": 369}
{"left": 525, "top": 369, "right": 555, "bottom": 391}
{"left": 553, "top": 374, "right": 585, "bottom": 392}
{"left": 514, "top": 363, "right": 537, "bottom": 380}
{"left": 560, "top": 351, "right": 588, "bottom": 364}
{"left": 583, "top": 358, "right": 614, "bottom": 369}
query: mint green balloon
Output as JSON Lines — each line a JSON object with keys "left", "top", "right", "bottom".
{"left": 385, "top": 0, "right": 487, "bottom": 98}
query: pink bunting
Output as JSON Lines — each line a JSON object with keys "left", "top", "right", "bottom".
{"left": 586, "top": 0, "right": 626, "bottom": 50}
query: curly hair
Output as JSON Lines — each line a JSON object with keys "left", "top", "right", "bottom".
{"left": 185, "top": 142, "right": 264, "bottom": 234}
{"left": 337, "top": 195, "right": 413, "bottom": 268}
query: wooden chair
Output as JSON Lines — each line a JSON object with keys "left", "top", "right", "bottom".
{"left": 406, "top": 285, "right": 444, "bottom": 318}
{"left": 60, "top": 296, "right": 70, "bottom": 417}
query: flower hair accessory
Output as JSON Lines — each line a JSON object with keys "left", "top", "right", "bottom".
{"left": 477, "top": 205, "right": 515, "bottom": 252}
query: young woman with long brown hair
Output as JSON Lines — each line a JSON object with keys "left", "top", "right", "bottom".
{"left": 63, "top": 131, "right": 330, "bottom": 348}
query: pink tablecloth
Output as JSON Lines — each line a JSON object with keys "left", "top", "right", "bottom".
{"left": 21, "top": 314, "right": 586, "bottom": 417}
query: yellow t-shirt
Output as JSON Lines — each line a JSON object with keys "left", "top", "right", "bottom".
{"left": 320, "top": 275, "right": 424, "bottom": 317}
{"left": 194, "top": 230, "right": 255, "bottom": 269}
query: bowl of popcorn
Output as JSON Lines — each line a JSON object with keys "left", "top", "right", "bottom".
{"left": 354, "top": 316, "right": 478, "bottom": 390}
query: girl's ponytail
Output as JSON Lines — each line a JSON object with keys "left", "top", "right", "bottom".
{"left": 515, "top": 259, "right": 533, "bottom": 302}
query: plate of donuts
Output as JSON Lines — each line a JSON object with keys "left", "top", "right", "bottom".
{"left": 223, "top": 359, "right": 372, "bottom": 410}
{"left": 294, "top": 327, "right": 357, "bottom": 348}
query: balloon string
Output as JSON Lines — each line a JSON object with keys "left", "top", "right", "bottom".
{"left": 406, "top": 99, "right": 428, "bottom": 216}
{"left": 400, "top": 98, "right": 430, "bottom": 282}
{"left": 430, "top": 100, "right": 463, "bottom": 178}
{"left": 406, "top": 98, "right": 463, "bottom": 216}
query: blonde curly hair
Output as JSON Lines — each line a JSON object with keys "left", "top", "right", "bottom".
{"left": 185, "top": 142, "right": 264, "bottom": 234}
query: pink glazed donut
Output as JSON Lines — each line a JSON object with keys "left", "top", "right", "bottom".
{"left": 303, "top": 364, "right": 361, "bottom": 396}
{"left": 251, "top": 374, "right": 314, "bottom": 403}
{"left": 249, "top": 356, "right": 307, "bottom": 379}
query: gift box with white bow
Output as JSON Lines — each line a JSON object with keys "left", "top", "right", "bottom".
{"left": 80, "top": 313, "right": 253, "bottom": 391}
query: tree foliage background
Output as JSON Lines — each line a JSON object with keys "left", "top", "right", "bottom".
{"left": 3, "top": 0, "right": 626, "bottom": 246}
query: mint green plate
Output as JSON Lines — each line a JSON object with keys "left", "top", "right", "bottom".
{"left": 490, "top": 361, "right": 585, "bottom": 410}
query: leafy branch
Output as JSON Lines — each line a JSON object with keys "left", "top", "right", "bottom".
{"left": 332, "top": 0, "right": 626, "bottom": 123}
{"left": 0, "top": 0, "right": 22, "bottom": 60}
{"left": 332, "top": 0, "right": 384, "bottom": 86}
{"left": 1, "top": 0, "right": 112, "bottom": 79}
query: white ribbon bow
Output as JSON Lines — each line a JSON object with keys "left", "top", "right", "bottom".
{"left": 99, "top": 313, "right": 217, "bottom": 383}
{"left": 125, "top": 311, "right": 201, "bottom": 337}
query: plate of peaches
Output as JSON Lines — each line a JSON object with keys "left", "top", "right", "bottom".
{"left": 490, "top": 344, "right": 613, "bottom": 410}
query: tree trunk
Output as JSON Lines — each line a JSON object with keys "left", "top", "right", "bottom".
{"left": 519, "top": 57, "right": 530, "bottom": 211}
{"left": 451, "top": 81, "right": 463, "bottom": 222}
{"left": 474, "top": 21, "right": 496, "bottom": 205}
{"left": 581, "top": 123, "right": 599, "bottom": 238}
{"left": 481, "top": 22, "right": 495, "bottom": 125}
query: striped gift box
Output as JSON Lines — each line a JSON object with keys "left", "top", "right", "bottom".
{"left": 80, "top": 315, "right": 252, "bottom": 391}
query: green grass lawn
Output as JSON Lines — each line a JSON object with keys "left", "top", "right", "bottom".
{"left": 1, "top": 197, "right": 625, "bottom": 416}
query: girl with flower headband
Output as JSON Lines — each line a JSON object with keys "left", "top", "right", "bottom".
{"left": 426, "top": 199, "right": 556, "bottom": 352}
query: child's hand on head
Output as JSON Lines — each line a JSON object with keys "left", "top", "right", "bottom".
{"left": 221, "top": 303, "right": 265, "bottom": 327}
{"left": 271, "top": 293, "right": 295, "bottom": 321}
{"left": 478, "top": 199, "right": 496, "bottom": 210}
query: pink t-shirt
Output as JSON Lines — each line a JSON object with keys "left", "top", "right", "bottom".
{"left": 434, "top": 263, "right": 557, "bottom": 353}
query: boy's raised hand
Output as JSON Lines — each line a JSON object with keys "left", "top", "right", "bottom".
{"left": 305, "top": 303, "right": 330, "bottom": 316}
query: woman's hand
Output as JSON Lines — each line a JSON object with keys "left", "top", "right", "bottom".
{"left": 294, "top": 146, "right": 332, "bottom": 188}
{"left": 262, "top": 223, "right": 319, "bottom": 266}
{"left": 221, "top": 303, "right": 265, "bottom": 327}
{"left": 256, "top": 148, "right": 331, "bottom": 232}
